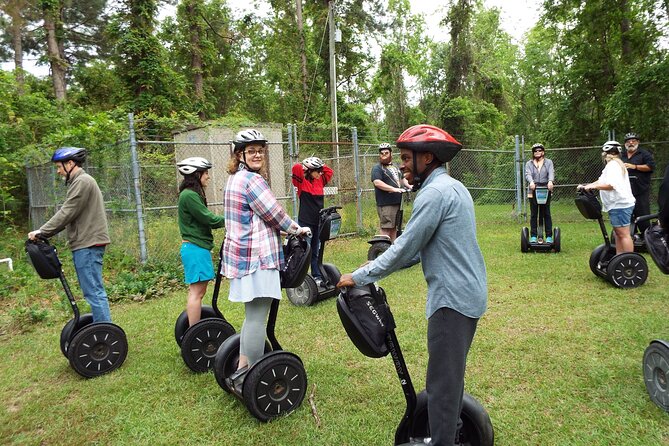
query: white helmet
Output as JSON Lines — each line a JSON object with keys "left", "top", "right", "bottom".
{"left": 233, "top": 129, "right": 267, "bottom": 151}
{"left": 302, "top": 156, "right": 325, "bottom": 170}
{"left": 177, "top": 157, "right": 212, "bottom": 175}
{"left": 601, "top": 141, "right": 621, "bottom": 154}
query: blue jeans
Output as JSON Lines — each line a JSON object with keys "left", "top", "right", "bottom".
{"left": 72, "top": 246, "right": 112, "bottom": 322}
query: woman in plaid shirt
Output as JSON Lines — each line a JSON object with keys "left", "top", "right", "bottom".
{"left": 223, "top": 129, "right": 311, "bottom": 390}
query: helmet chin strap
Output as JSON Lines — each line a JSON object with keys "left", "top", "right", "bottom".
{"left": 410, "top": 151, "right": 439, "bottom": 190}
{"left": 240, "top": 151, "right": 261, "bottom": 172}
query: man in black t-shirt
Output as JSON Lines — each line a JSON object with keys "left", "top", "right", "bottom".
{"left": 371, "top": 143, "right": 410, "bottom": 241}
{"left": 621, "top": 132, "right": 656, "bottom": 238}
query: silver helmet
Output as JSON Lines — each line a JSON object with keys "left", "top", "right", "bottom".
{"left": 177, "top": 157, "right": 212, "bottom": 175}
{"left": 233, "top": 129, "right": 268, "bottom": 151}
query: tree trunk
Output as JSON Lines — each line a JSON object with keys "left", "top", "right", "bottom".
{"left": 43, "top": 5, "right": 67, "bottom": 101}
{"left": 296, "top": 0, "right": 309, "bottom": 108}
{"left": 619, "top": 0, "right": 632, "bottom": 62}
{"left": 7, "top": 2, "right": 25, "bottom": 92}
{"left": 186, "top": 0, "right": 205, "bottom": 119}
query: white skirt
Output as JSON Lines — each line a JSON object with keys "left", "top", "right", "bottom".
{"left": 228, "top": 267, "right": 282, "bottom": 303}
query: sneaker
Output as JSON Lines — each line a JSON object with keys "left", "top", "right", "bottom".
{"left": 314, "top": 277, "right": 324, "bottom": 287}
{"left": 546, "top": 236, "right": 553, "bottom": 244}
{"left": 225, "top": 366, "right": 248, "bottom": 394}
{"left": 530, "top": 236, "right": 537, "bottom": 243}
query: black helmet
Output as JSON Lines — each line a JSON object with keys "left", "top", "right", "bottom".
{"left": 602, "top": 140, "right": 622, "bottom": 154}
{"left": 51, "top": 147, "right": 87, "bottom": 165}
{"left": 233, "top": 129, "right": 267, "bottom": 151}
{"left": 532, "top": 143, "right": 545, "bottom": 152}
{"left": 624, "top": 132, "right": 640, "bottom": 142}
{"left": 396, "top": 124, "right": 462, "bottom": 163}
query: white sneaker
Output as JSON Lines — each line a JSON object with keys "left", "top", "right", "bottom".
{"left": 314, "top": 278, "right": 323, "bottom": 287}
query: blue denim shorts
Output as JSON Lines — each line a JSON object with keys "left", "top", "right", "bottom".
{"left": 180, "top": 242, "right": 215, "bottom": 284}
{"left": 608, "top": 206, "right": 634, "bottom": 228}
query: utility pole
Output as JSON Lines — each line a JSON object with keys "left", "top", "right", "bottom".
{"left": 328, "top": 1, "right": 339, "bottom": 151}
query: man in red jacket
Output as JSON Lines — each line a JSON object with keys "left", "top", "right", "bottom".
{"left": 291, "top": 157, "right": 334, "bottom": 286}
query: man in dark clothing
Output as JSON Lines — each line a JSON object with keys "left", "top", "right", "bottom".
{"left": 659, "top": 164, "right": 669, "bottom": 230}
{"left": 371, "top": 143, "right": 411, "bottom": 241}
{"left": 621, "top": 132, "right": 655, "bottom": 238}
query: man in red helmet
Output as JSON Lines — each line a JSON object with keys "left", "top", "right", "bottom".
{"left": 338, "top": 124, "right": 487, "bottom": 445}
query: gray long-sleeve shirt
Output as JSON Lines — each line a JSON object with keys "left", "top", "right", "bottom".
{"left": 351, "top": 166, "right": 487, "bottom": 319}
{"left": 525, "top": 158, "right": 555, "bottom": 191}
{"left": 40, "top": 168, "right": 110, "bottom": 251}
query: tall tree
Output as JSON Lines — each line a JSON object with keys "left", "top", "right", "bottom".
{"left": 41, "top": 0, "right": 67, "bottom": 100}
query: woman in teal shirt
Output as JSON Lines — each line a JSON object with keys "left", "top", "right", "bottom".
{"left": 177, "top": 157, "right": 225, "bottom": 327}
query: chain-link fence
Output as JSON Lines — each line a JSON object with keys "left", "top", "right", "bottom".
{"left": 26, "top": 115, "right": 668, "bottom": 269}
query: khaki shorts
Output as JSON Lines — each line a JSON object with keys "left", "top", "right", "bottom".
{"left": 377, "top": 205, "right": 400, "bottom": 229}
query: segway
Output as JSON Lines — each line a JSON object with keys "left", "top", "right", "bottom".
{"left": 575, "top": 190, "right": 648, "bottom": 288}
{"left": 521, "top": 186, "right": 560, "bottom": 253}
{"left": 211, "top": 234, "right": 311, "bottom": 421}
{"left": 285, "top": 206, "right": 342, "bottom": 306}
{"left": 367, "top": 190, "right": 410, "bottom": 260}
{"left": 25, "top": 238, "right": 128, "bottom": 378}
{"left": 337, "top": 284, "right": 494, "bottom": 445}
{"left": 174, "top": 245, "right": 236, "bottom": 373}
{"left": 641, "top": 220, "right": 669, "bottom": 412}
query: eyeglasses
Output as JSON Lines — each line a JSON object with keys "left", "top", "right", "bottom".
{"left": 533, "top": 149, "right": 544, "bottom": 153}
{"left": 244, "top": 149, "right": 265, "bottom": 157}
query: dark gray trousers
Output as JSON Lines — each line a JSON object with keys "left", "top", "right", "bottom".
{"left": 426, "top": 307, "right": 478, "bottom": 446}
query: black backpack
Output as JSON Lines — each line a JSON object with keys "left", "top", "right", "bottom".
{"left": 25, "top": 239, "right": 62, "bottom": 280}
{"left": 644, "top": 223, "right": 669, "bottom": 275}
{"left": 336, "top": 284, "right": 396, "bottom": 358}
{"left": 575, "top": 190, "right": 602, "bottom": 220}
{"left": 280, "top": 235, "right": 312, "bottom": 289}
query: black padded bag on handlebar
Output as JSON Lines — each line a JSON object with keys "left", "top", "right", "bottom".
{"left": 644, "top": 223, "right": 669, "bottom": 275}
{"left": 575, "top": 190, "right": 602, "bottom": 220}
{"left": 280, "top": 235, "right": 312, "bottom": 288}
{"left": 25, "top": 239, "right": 62, "bottom": 279}
{"left": 336, "top": 284, "right": 395, "bottom": 358}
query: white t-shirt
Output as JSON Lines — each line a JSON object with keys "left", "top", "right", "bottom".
{"left": 598, "top": 159, "right": 635, "bottom": 212}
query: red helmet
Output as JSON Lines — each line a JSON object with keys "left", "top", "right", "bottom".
{"left": 396, "top": 124, "right": 462, "bottom": 163}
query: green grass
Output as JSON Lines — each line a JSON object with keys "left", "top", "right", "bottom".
{"left": 1, "top": 216, "right": 668, "bottom": 445}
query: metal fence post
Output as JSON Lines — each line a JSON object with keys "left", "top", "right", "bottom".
{"left": 514, "top": 135, "right": 522, "bottom": 220}
{"left": 128, "top": 113, "right": 148, "bottom": 264}
{"left": 352, "top": 127, "right": 362, "bottom": 231}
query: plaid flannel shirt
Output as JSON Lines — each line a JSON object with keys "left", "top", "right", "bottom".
{"left": 223, "top": 167, "right": 297, "bottom": 279}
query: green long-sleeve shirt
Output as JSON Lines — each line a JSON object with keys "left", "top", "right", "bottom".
{"left": 178, "top": 189, "right": 224, "bottom": 250}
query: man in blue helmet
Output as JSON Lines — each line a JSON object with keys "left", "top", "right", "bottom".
{"left": 28, "top": 147, "right": 112, "bottom": 322}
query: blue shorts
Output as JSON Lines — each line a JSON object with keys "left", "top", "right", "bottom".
{"left": 180, "top": 242, "right": 215, "bottom": 284}
{"left": 608, "top": 206, "right": 634, "bottom": 228}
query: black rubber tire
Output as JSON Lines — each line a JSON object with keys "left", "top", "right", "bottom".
{"left": 520, "top": 227, "right": 529, "bottom": 253}
{"left": 242, "top": 352, "right": 307, "bottom": 422}
{"left": 60, "top": 313, "right": 94, "bottom": 357}
{"left": 180, "top": 318, "right": 235, "bottom": 373}
{"left": 589, "top": 244, "right": 614, "bottom": 278}
{"left": 174, "top": 306, "right": 218, "bottom": 347}
{"left": 67, "top": 323, "right": 128, "bottom": 378}
{"left": 410, "top": 391, "right": 494, "bottom": 446}
{"left": 643, "top": 341, "right": 669, "bottom": 412}
{"left": 606, "top": 252, "right": 648, "bottom": 288}
{"left": 367, "top": 242, "right": 390, "bottom": 260}
{"left": 213, "top": 334, "right": 271, "bottom": 392}
{"left": 321, "top": 263, "right": 341, "bottom": 287}
{"left": 285, "top": 275, "right": 318, "bottom": 306}
{"left": 553, "top": 227, "right": 561, "bottom": 253}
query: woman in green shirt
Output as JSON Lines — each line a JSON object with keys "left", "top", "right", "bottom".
{"left": 177, "top": 157, "right": 225, "bottom": 327}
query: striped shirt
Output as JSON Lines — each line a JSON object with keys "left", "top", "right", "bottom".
{"left": 223, "top": 166, "right": 298, "bottom": 279}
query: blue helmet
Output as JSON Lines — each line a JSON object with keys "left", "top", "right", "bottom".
{"left": 51, "top": 147, "right": 87, "bottom": 164}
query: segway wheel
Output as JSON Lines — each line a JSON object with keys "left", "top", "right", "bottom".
{"left": 589, "top": 244, "right": 614, "bottom": 279}
{"left": 60, "top": 313, "right": 94, "bottom": 357}
{"left": 553, "top": 227, "right": 561, "bottom": 253}
{"left": 368, "top": 241, "right": 390, "bottom": 260}
{"left": 285, "top": 275, "right": 318, "bottom": 306}
{"left": 174, "top": 306, "right": 218, "bottom": 347}
{"left": 606, "top": 253, "right": 648, "bottom": 288}
{"left": 213, "top": 334, "right": 272, "bottom": 392}
{"left": 643, "top": 341, "right": 669, "bottom": 412}
{"left": 322, "top": 263, "right": 342, "bottom": 286}
{"left": 67, "top": 323, "right": 128, "bottom": 378}
{"left": 181, "top": 318, "right": 235, "bottom": 373}
{"left": 411, "top": 391, "right": 494, "bottom": 446}
{"left": 242, "top": 352, "right": 307, "bottom": 422}
{"left": 520, "top": 227, "right": 529, "bottom": 253}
